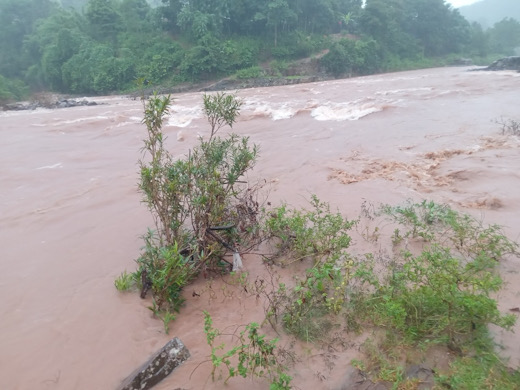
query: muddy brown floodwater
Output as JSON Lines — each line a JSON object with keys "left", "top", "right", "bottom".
{"left": 1, "top": 67, "right": 519, "bottom": 390}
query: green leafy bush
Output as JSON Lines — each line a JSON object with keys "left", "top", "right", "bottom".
{"left": 268, "top": 60, "right": 288, "bottom": 77}
{"left": 119, "top": 91, "right": 262, "bottom": 325}
{"left": 0, "top": 75, "right": 29, "bottom": 105}
{"left": 381, "top": 200, "right": 518, "bottom": 260}
{"left": 266, "top": 195, "right": 355, "bottom": 264}
{"left": 235, "top": 66, "right": 264, "bottom": 79}
{"left": 204, "top": 311, "right": 291, "bottom": 388}
{"left": 62, "top": 43, "right": 135, "bottom": 94}
{"left": 350, "top": 202, "right": 518, "bottom": 345}
{"left": 135, "top": 39, "right": 184, "bottom": 84}
{"left": 280, "top": 258, "right": 353, "bottom": 341}
{"left": 347, "top": 202, "right": 519, "bottom": 386}
{"left": 262, "top": 196, "right": 355, "bottom": 340}
{"left": 113, "top": 270, "right": 136, "bottom": 292}
{"left": 363, "top": 245, "right": 515, "bottom": 345}
{"left": 321, "top": 38, "right": 382, "bottom": 77}
{"left": 137, "top": 231, "right": 197, "bottom": 314}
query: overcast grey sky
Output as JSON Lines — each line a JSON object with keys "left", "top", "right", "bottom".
{"left": 447, "top": 0, "right": 482, "bottom": 8}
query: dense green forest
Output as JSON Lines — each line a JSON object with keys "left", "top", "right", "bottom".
{"left": 0, "top": 0, "right": 519, "bottom": 103}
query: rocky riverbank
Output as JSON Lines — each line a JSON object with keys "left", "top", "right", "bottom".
{"left": 2, "top": 97, "right": 99, "bottom": 111}
{"left": 4, "top": 56, "right": 519, "bottom": 112}
{"left": 484, "top": 56, "right": 520, "bottom": 71}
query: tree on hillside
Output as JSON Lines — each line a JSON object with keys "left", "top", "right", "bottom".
{"left": 158, "top": 0, "right": 182, "bottom": 33}
{"left": 360, "top": 0, "right": 470, "bottom": 59}
{"left": 403, "top": 0, "right": 470, "bottom": 56}
{"left": 224, "top": 0, "right": 266, "bottom": 36}
{"left": 174, "top": 0, "right": 233, "bottom": 39}
{"left": 0, "top": 0, "right": 56, "bottom": 79}
{"left": 333, "top": 0, "right": 363, "bottom": 33}
{"left": 466, "top": 22, "right": 489, "bottom": 57}
{"left": 488, "top": 18, "right": 520, "bottom": 55}
{"left": 119, "top": 0, "right": 154, "bottom": 34}
{"left": 61, "top": 42, "right": 135, "bottom": 94}
{"left": 23, "top": 9, "right": 87, "bottom": 91}
{"left": 85, "top": 0, "right": 121, "bottom": 42}
{"left": 256, "top": 0, "right": 297, "bottom": 47}
{"left": 360, "top": 0, "right": 420, "bottom": 59}
{"left": 294, "top": 0, "right": 335, "bottom": 34}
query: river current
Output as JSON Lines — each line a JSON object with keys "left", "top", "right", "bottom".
{"left": 1, "top": 67, "right": 519, "bottom": 389}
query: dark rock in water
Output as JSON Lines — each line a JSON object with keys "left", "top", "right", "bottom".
{"left": 484, "top": 56, "right": 520, "bottom": 71}
{"left": 117, "top": 337, "right": 190, "bottom": 390}
{"left": 54, "top": 99, "right": 97, "bottom": 109}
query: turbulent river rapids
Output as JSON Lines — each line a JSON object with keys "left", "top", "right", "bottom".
{"left": 1, "top": 67, "right": 519, "bottom": 389}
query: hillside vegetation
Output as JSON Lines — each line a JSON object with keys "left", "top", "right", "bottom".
{"left": 0, "top": 0, "right": 518, "bottom": 104}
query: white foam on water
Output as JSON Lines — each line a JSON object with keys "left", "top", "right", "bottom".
{"left": 376, "top": 87, "right": 433, "bottom": 96}
{"left": 350, "top": 75, "right": 423, "bottom": 86}
{"left": 271, "top": 104, "right": 297, "bottom": 120}
{"left": 469, "top": 70, "right": 520, "bottom": 78}
{"left": 167, "top": 105, "right": 202, "bottom": 127}
{"left": 110, "top": 116, "right": 142, "bottom": 128}
{"left": 36, "top": 162, "right": 62, "bottom": 170}
{"left": 112, "top": 121, "right": 136, "bottom": 128}
{"left": 54, "top": 115, "right": 110, "bottom": 125}
{"left": 311, "top": 100, "right": 383, "bottom": 121}
{"left": 242, "top": 99, "right": 298, "bottom": 120}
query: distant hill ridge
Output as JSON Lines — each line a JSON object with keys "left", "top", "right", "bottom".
{"left": 459, "top": 0, "right": 520, "bottom": 29}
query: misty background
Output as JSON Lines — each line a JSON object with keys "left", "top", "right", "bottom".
{"left": 1, "top": 0, "right": 519, "bottom": 104}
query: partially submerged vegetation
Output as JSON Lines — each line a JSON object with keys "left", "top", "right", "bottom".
{"left": 496, "top": 117, "right": 520, "bottom": 136}
{"left": 204, "top": 311, "right": 292, "bottom": 389}
{"left": 118, "top": 91, "right": 261, "bottom": 331}
{"left": 115, "top": 93, "right": 520, "bottom": 388}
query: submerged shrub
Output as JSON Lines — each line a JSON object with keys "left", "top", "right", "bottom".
{"left": 118, "top": 91, "right": 262, "bottom": 322}
{"left": 350, "top": 202, "right": 518, "bottom": 345}
{"left": 204, "top": 311, "right": 291, "bottom": 388}
{"left": 265, "top": 195, "right": 355, "bottom": 264}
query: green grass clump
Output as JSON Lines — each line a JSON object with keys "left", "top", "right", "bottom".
{"left": 438, "top": 354, "right": 520, "bottom": 389}
{"left": 114, "top": 271, "right": 136, "bottom": 291}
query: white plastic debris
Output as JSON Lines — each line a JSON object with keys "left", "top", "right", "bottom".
{"left": 232, "top": 251, "right": 243, "bottom": 271}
